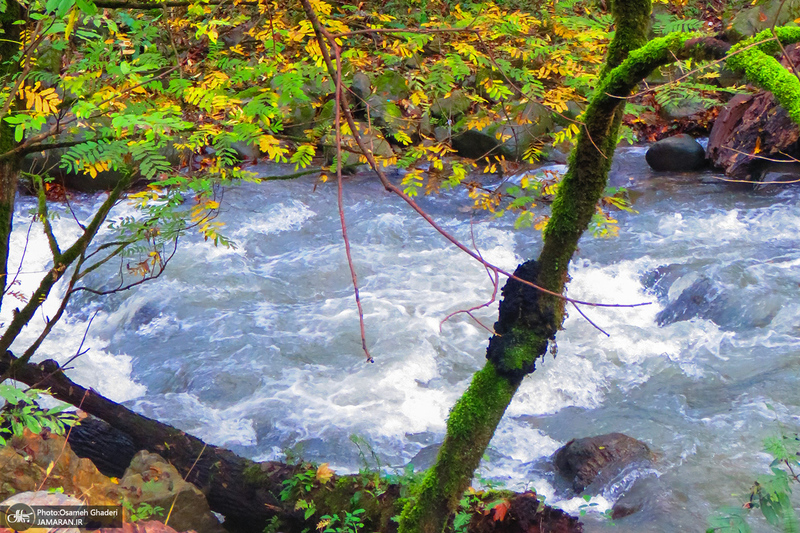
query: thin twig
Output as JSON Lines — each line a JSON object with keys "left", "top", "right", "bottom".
{"left": 331, "top": 27, "right": 373, "bottom": 363}
{"left": 3, "top": 219, "right": 34, "bottom": 299}
{"left": 300, "top": 0, "right": 651, "bottom": 317}
{"left": 571, "top": 302, "right": 609, "bottom": 337}
{"left": 439, "top": 219, "right": 499, "bottom": 334}
{"left": 719, "top": 145, "right": 800, "bottom": 164}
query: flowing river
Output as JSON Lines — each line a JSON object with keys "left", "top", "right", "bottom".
{"left": 5, "top": 146, "right": 800, "bottom": 531}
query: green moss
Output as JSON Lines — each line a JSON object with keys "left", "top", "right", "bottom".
{"left": 727, "top": 27, "right": 800, "bottom": 125}
{"left": 242, "top": 463, "right": 270, "bottom": 486}
{"left": 398, "top": 363, "right": 519, "bottom": 533}
{"left": 600, "top": 0, "right": 652, "bottom": 79}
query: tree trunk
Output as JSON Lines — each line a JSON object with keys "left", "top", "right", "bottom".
{"left": 398, "top": 16, "right": 800, "bottom": 533}
{"left": 0, "top": 0, "right": 23, "bottom": 311}
{"left": 398, "top": 2, "right": 650, "bottom": 532}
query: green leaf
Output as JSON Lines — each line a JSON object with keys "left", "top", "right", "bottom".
{"left": 75, "top": 0, "right": 97, "bottom": 15}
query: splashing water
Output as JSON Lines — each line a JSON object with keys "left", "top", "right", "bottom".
{"left": 6, "top": 147, "right": 800, "bottom": 531}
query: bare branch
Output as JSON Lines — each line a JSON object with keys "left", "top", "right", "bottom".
{"left": 300, "top": 0, "right": 651, "bottom": 318}
{"left": 331, "top": 23, "right": 373, "bottom": 363}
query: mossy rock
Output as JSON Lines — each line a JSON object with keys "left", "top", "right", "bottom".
{"left": 284, "top": 102, "right": 319, "bottom": 138}
{"left": 430, "top": 90, "right": 472, "bottom": 119}
{"left": 364, "top": 93, "right": 406, "bottom": 136}
{"left": 484, "top": 102, "right": 555, "bottom": 160}
{"left": 450, "top": 129, "right": 509, "bottom": 160}
{"left": 121, "top": 450, "right": 225, "bottom": 533}
{"left": 350, "top": 71, "right": 372, "bottom": 103}
{"left": 323, "top": 121, "right": 394, "bottom": 165}
{"left": 725, "top": 0, "right": 800, "bottom": 41}
{"left": 373, "top": 70, "right": 410, "bottom": 101}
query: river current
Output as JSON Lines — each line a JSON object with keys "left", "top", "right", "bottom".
{"left": 5, "top": 146, "right": 800, "bottom": 531}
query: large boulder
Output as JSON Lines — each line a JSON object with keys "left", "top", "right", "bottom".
{"left": 645, "top": 134, "right": 706, "bottom": 171}
{"left": 553, "top": 433, "right": 654, "bottom": 493}
{"left": 706, "top": 44, "right": 800, "bottom": 179}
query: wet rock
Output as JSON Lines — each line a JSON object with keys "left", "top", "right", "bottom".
{"left": 640, "top": 264, "right": 690, "bottom": 300}
{"left": 655, "top": 277, "right": 726, "bottom": 326}
{"left": 407, "top": 443, "right": 441, "bottom": 471}
{"left": 120, "top": 451, "right": 224, "bottom": 533}
{"left": 756, "top": 162, "right": 800, "bottom": 191}
{"left": 350, "top": 72, "right": 371, "bottom": 103}
{"left": 645, "top": 134, "right": 706, "bottom": 171}
{"left": 611, "top": 475, "right": 669, "bottom": 520}
{"left": 707, "top": 44, "right": 800, "bottom": 179}
{"left": 725, "top": 0, "right": 800, "bottom": 41}
{"left": 553, "top": 433, "right": 653, "bottom": 493}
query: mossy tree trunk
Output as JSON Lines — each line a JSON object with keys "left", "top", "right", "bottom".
{"left": 397, "top": 3, "right": 651, "bottom": 532}
{"left": 394, "top": 2, "right": 800, "bottom": 532}
{"left": 0, "top": 0, "right": 23, "bottom": 311}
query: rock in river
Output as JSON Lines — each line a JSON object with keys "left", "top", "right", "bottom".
{"left": 645, "top": 134, "right": 706, "bottom": 172}
{"left": 553, "top": 433, "right": 654, "bottom": 493}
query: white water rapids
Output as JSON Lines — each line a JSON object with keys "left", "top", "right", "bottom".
{"left": 4, "top": 146, "right": 800, "bottom": 531}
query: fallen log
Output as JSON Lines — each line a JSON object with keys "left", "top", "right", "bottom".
{"left": 0, "top": 350, "right": 297, "bottom": 533}
{"left": 0, "top": 351, "right": 582, "bottom": 533}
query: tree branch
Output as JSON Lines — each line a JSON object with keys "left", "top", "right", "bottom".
{"left": 0, "top": 172, "right": 132, "bottom": 379}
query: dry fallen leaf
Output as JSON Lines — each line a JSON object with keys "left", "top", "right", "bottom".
{"left": 493, "top": 500, "right": 510, "bottom": 522}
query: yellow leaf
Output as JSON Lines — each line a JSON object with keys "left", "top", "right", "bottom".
{"left": 45, "top": 461, "right": 54, "bottom": 476}
{"left": 65, "top": 7, "right": 78, "bottom": 39}
{"left": 316, "top": 463, "right": 334, "bottom": 484}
